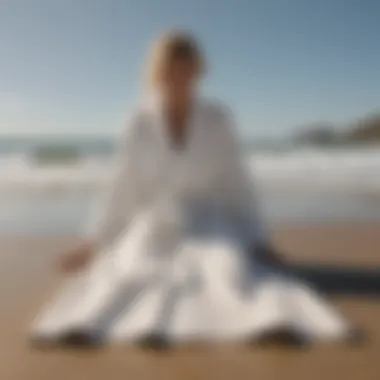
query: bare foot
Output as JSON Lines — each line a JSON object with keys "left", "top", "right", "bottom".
{"left": 255, "top": 244, "right": 287, "bottom": 267}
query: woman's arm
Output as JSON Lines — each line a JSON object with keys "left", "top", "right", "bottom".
{"left": 214, "top": 104, "right": 270, "bottom": 248}
{"left": 59, "top": 113, "right": 145, "bottom": 273}
{"left": 83, "top": 115, "right": 144, "bottom": 249}
{"left": 215, "top": 105, "right": 286, "bottom": 265}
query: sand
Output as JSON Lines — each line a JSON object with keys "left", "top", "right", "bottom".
{"left": 1, "top": 223, "right": 380, "bottom": 380}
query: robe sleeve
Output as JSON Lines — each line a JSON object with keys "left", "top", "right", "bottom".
{"left": 82, "top": 113, "right": 144, "bottom": 249}
{"left": 214, "top": 105, "right": 270, "bottom": 246}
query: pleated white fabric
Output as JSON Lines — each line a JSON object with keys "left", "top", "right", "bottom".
{"left": 31, "top": 95, "right": 351, "bottom": 345}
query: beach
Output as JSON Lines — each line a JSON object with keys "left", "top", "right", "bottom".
{"left": 2, "top": 223, "right": 380, "bottom": 380}
{"left": 1, "top": 145, "right": 380, "bottom": 379}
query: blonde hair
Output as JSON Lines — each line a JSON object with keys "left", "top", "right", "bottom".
{"left": 145, "top": 30, "right": 206, "bottom": 90}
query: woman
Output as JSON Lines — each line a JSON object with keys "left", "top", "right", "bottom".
{"left": 31, "top": 31, "right": 355, "bottom": 349}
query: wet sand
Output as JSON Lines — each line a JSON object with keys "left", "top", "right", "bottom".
{"left": 1, "top": 223, "right": 380, "bottom": 380}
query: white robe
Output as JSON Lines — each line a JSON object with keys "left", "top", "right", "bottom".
{"left": 31, "top": 96, "right": 350, "bottom": 345}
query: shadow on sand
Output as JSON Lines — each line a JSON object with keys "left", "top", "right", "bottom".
{"left": 283, "top": 263, "right": 380, "bottom": 297}
{"left": 254, "top": 244, "right": 380, "bottom": 298}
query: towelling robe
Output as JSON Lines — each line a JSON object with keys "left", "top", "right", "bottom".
{"left": 31, "top": 96, "right": 351, "bottom": 346}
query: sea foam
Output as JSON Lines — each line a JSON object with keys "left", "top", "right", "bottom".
{"left": 0, "top": 149, "right": 379, "bottom": 194}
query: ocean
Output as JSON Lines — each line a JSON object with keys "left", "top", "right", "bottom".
{"left": 1, "top": 137, "right": 380, "bottom": 236}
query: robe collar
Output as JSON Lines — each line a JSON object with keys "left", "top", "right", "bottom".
{"left": 144, "top": 90, "right": 202, "bottom": 113}
{"left": 144, "top": 90, "right": 202, "bottom": 151}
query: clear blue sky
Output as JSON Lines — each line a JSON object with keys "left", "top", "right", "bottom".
{"left": 1, "top": 0, "right": 379, "bottom": 138}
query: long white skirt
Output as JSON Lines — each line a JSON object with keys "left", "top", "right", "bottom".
{"left": 31, "top": 209, "right": 351, "bottom": 345}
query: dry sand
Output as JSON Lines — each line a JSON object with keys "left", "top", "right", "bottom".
{"left": 1, "top": 223, "right": 380, "bottom": 380}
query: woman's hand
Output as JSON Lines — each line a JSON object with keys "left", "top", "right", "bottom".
{"left": 57, "top": 240, "right": 95, "bottom": 274}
